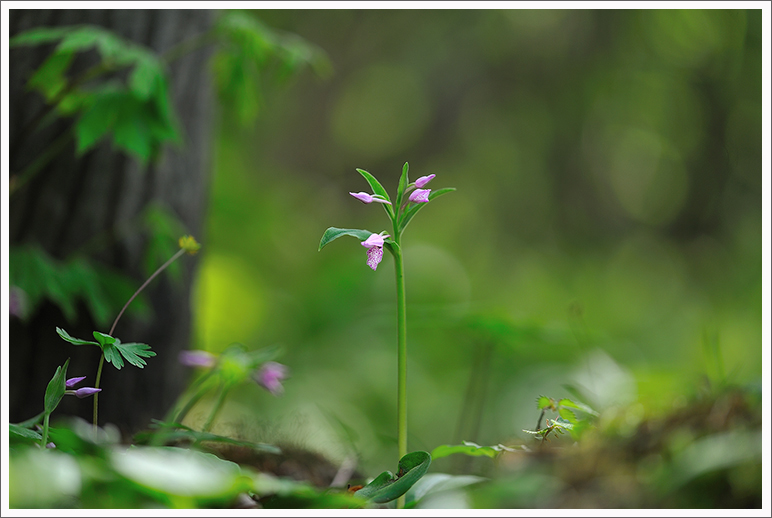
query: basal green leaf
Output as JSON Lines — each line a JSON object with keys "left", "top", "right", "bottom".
{"left": 114, "top": 341, "right": 156, "bottom": 369}
{"left": 355, "top": 451, "right": 431, "bottom": 504}
{"left": 318, "top": 227, "right": 375, "bottom": 251}
{"left": 56, "top": 327, "right": 99, "bottom": 347}
{"left": 398, "top": 187, "right": 455, "bottom": 233}
{"left": 44, "top": 358, "right": 70, "bottom": 415}
{"left": 10, "top": 423, "right": 43, "bottom": 442}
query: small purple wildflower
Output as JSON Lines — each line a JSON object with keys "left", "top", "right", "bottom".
{"left": 70, "top": 387, "right": 102, "bottom": 399}
{"left": 65, "top": 376, "right": 87, "bottom": 389}
{"left": 254, "top": 362, "right": 288, "bottom": 396}
{"left": 64, "top": 376, "right": 101, "bottom": 398}
{"left": 9, "top": 286, "right": 27, "bottom": 318}
{"left": 349, "top": 192, "right": 392, "bottom": 205}
{"left": 408, "top": 189, "right": 431, "bottom": 203}
{"left": 414, "top": 174, "right": 435, "bottom": 188}
{"left": 179, "top": 350, "right": 217, "bottom": 368}
{"left": 361, "top": 233, "right": 390, "bottom": 271}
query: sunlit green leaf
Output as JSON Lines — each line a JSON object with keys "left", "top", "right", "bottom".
{"left": 536, "top": 395, "right": 554, "bottom": 410}
{"left": 558, "top": 397, "right": 599, "bottom": 417}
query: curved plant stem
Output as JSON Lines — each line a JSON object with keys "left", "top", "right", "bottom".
{"left": 92, "top": 246, "right": 187, "bottom": 431}
{"left": 109, "top": 247, "right": 186, "bottom": 337}
{"left": 92, "top": 355, "right": 105, "bottom": 434}
{"left": 202, "top": 383, "right": 231, "bottom": 433}
{"left": 40, "top": 413, "right": 51, "bottom": 449}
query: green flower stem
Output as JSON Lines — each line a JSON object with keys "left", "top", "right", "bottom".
{"left": 391, "top": 223, "right": 408, "bottom": 510}
{"left": 40, "top": 412, "right": 51, "bottom": 449}
{"left": 202, "top": 382, "right": 231, "bottom": 433}
{"left": 92, "top": 354, "right": 105, "bottom": 434}
{"left": 109, "top": 247, "right": 186, "bottom": 337}
{"left": 170, "top": 370, "right": 217, "bottom": 424}
{"left": 92, "top": 246, "right": 187, "bottom": 431}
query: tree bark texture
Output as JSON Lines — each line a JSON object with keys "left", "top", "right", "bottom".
{"left": 9, "top": 9, "right": 215, "bottom": 435}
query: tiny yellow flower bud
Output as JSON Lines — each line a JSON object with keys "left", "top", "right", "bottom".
{"left": 179, "top": 235, "right": 201, "bottom": 255}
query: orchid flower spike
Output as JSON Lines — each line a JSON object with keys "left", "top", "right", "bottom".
{"left": 414, "top": 174, "right": 435, "bottom": 188}
{"left": 350, "top": 192, "right": 392, "bottom": 205}
{"left": 361, "top": 233, "right": 390, "bottom": 271}
{"left": 408, "top": 188, "right": 431, "bottom": 203}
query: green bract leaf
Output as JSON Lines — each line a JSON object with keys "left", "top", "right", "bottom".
{"left": 396, "top": 162, "right": 410, "bottom": 208}
{"left": 44, "top": 358, "right": 70, "bottom": 415}
{"left": 93, "top": 331, "right": 116, "bottom": 346}
{"left": 56, "top": 327, "right": 99, "bottom": 347}
{"left": 398, "top": 187, "right": 455, "bottom": 233}
{"left": 356, "top": 168, "right": 392, "bottom": 204}
{"left": 354, "top": 451, "right": 431, "bottom": 504}
{"left": 318, "top": 227, "right": 376, "bottom": 251}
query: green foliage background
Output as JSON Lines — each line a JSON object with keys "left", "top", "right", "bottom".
{"left": 189, "top": 8, "right": 762, "bottom": 477}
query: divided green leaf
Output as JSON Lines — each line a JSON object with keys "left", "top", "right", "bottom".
{"left": 56, "top": 327, "right": 99, "bottom": 347}
{"left": 104, "top": 340, "right": 156, "bottom": 370}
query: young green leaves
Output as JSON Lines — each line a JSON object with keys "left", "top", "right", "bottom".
{"left": 56, "top": 327, "right": 155, "bottom": 370}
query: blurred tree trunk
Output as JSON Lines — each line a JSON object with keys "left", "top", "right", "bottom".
{"left": 8, "top": 9, "right": 215, "bottom": 435}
